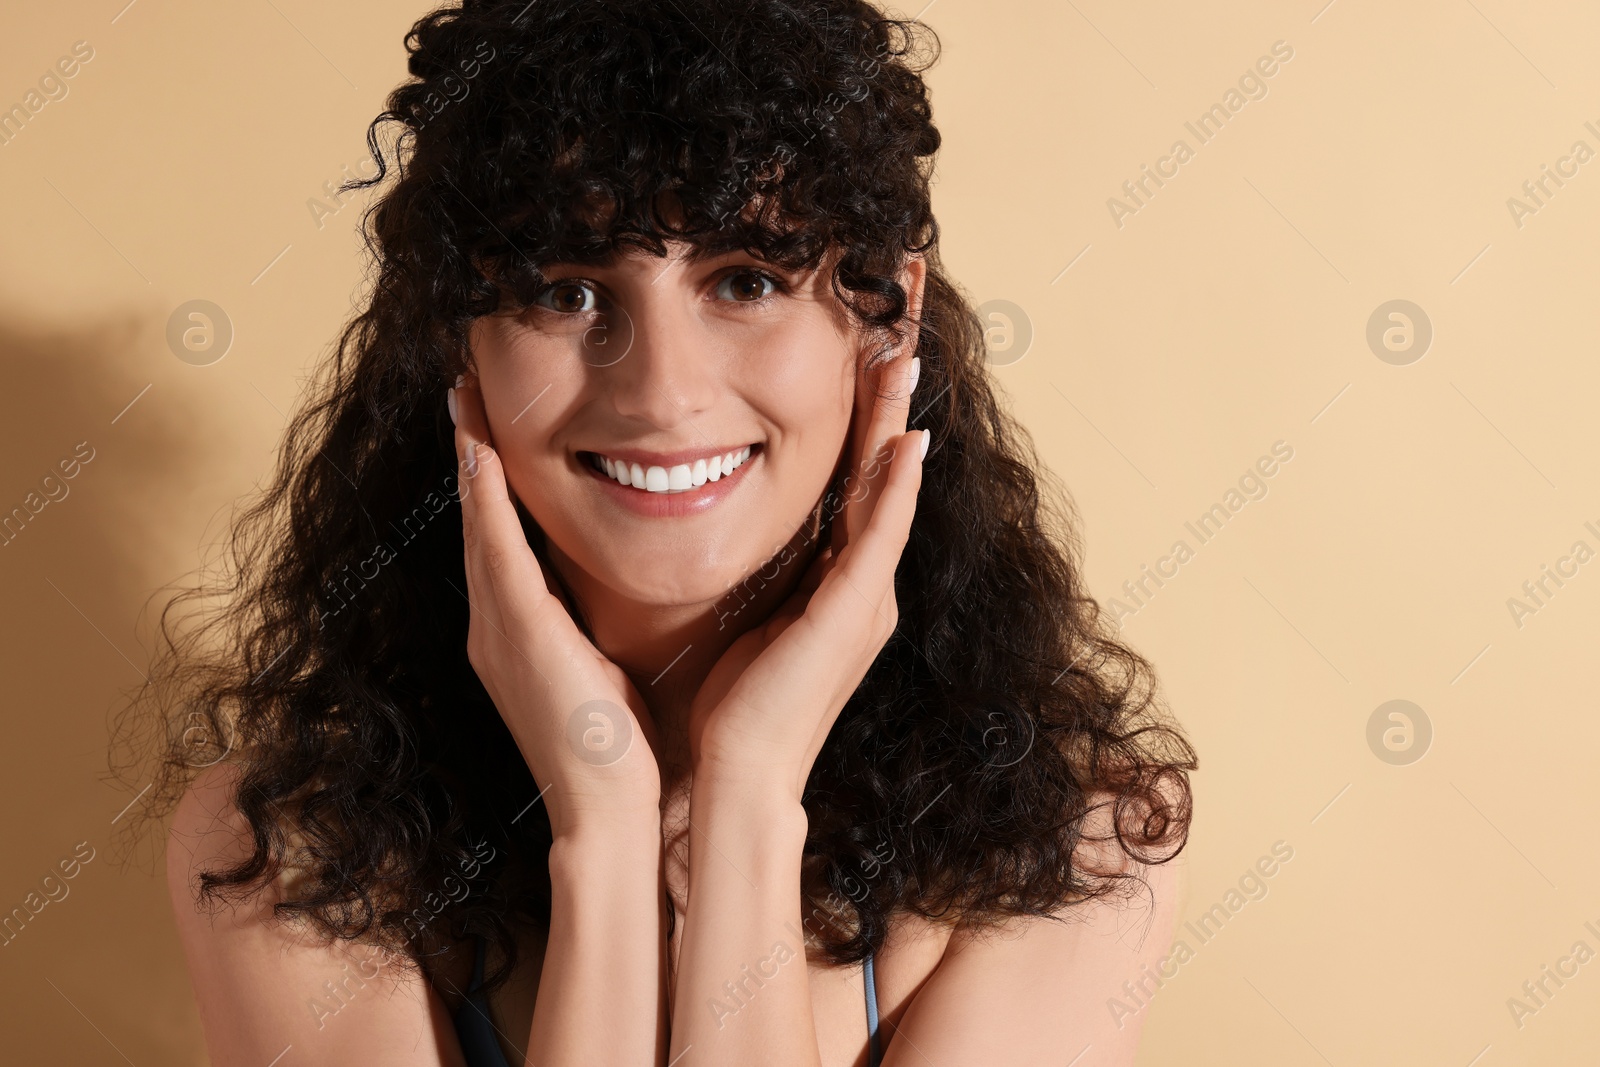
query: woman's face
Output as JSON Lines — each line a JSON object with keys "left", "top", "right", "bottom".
{"left": 468, "top": 241, "right": 862, "bottom": 610}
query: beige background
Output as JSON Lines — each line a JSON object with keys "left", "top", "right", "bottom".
{"left": 2, "top": 0, "right": 1597, "bottom": 1063}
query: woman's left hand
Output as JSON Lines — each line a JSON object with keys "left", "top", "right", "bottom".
{"left": 687, "top": 350, "right": 927, "bottom": 802}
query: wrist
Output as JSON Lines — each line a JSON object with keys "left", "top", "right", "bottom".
{"left": 547, "top": 793, "right": 661, "bottom": 847}
{"left": 691, "top": 742, "right": 809, "bottom": 802}
{"left": 690, "top": 770, "right": 809, "bottom": 839}
{"left": 549, "top": 806, "right": 661, "bottom": 868}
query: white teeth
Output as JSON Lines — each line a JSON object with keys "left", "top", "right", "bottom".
{"left": 589, "top": 446, "right": 754, "bottom": 493}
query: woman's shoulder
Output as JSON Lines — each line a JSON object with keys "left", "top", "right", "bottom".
{"left": 167, "top": 759, "right": 316, "bottom": 909}
{"left": 165, "top": 758, "right": 333, "bottom": 971}
{"left": 167, "top": 760, "right": 264, "bottom": 907}
{"left": 873, "top": 844, "right": 1189, "bottom": 1058}
{"left": 166, "top": 760, "right": 470, "bottom": 1063}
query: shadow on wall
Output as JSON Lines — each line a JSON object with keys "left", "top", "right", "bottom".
{"left": 0, "top": 305, "right": 231, "bottom": 1065}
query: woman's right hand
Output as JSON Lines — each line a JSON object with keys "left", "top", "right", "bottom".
{"left": 449, "top": 373, "right": 662, "bottom": 839}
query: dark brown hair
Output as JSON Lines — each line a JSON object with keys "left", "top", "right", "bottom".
{"left": 114, "top": 0, "right": 1196, "bottom": 997}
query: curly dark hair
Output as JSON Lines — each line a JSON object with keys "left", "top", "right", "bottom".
{"left": 114, "top": 0, "right": 1196, "bottom": 999}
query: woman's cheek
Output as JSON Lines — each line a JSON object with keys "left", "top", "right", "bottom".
{"left": 752, "top": 323, "right": 856, "bottom": 421}
{"left": 483, "top": 344, "right": 580, "bottom": 447}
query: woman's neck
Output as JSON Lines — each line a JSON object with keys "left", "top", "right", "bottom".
{"left": 543, "top": 519, "right": 824, "bottom": 790}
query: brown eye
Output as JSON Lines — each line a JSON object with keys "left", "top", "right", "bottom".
{"left": 716, "top": 270, "right": 777, "bottom": 302}
{"left": 536, "top": 281, "right": 598, "bottom": 313}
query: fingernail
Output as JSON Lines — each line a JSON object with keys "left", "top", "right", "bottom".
{"left": 920, "top": 428, "right": 930, "bottom": 460}
{"left": 447, "top": 387, "right": 459, "bottom": 427}
{"left": 908, "top": 356, "right": 921, "bottom": 395}
{"left": 465, "top": 441, "right": 480, "bottom": 476}
{"left": 454, "top": 374, "right": 467, "bottom": 389}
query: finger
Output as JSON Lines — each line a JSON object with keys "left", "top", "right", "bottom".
{"left": 450, "top": 376, "right": 495, "bottom": 632}
{"left": 798, "top": 545, "right": 834, "bottom": 602}
{"left": 452, "top": 376, "right": 554, "bottom": 642}
{"left": 841, "top": 347, "right": 919, "bottom": 549}
{"left": 763, "top": 544, "right": 834, "bottom": 636}
{"left": 809, "top": 428, "right": 925, "bottom": 638}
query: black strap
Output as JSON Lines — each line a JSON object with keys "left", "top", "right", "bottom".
{"left": 467, "top": 932, "right": 487, "bottom": 993}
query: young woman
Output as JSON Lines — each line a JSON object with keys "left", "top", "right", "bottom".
{"left": 131, "top": 1, "right": 1197, "bottom": 1063}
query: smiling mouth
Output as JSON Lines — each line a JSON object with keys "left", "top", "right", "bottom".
{"left": 580, "top": 444, "right": 761, "bottom": 494}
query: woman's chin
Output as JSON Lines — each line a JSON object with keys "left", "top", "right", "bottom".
{"left": 578, "top": 548, "right": 775, "bottom": 613}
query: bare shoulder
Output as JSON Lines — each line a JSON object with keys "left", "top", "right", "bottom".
{"left": 167, "top": 762, "right": 467, "bottom": 1067}
{"left": 881, "top": 792, "right": 1190, "bottom": 1066}
{"left": 166, "top": 761, "right": 255, "bottom": 901}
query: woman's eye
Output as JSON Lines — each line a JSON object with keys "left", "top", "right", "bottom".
{"left": 716, "top": 270, "right": 778, "bottom": 303}
{"left": 535, "top": 281, "right": 599, "bottom": 313}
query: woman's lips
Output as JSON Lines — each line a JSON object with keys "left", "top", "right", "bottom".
{"left": 578, "top": 444, "right": 762, "bottom": 517}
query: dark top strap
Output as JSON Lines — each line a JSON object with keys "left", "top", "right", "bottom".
{"left": 453, "top": 934, "right": 511, "bottom": 1067}
{"left": 864, "top": 950, "right": 883, "bottom": 1066}
{"left": 454, "top": 934, "right": 884, "bottom": 1066}
{"left": 468, "top": 930, "right": 487, "bottom": 992}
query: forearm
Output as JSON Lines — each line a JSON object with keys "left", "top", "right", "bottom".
{"left": 669, "top": 778, "right": 818, "bottom": 1067}
{"left": 528, "top": 815, "right": 667, "bottom": 1066}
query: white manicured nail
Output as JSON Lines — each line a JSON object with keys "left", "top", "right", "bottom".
{"left": 447, "top": 387, "right": 458, "bottom": 426}
{"left": 920, "top": 428, "right": 930, "bottom": 460}
{"left": 908, "top": 356, "right": 921, "bottom": 395}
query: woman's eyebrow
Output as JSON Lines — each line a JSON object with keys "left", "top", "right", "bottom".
{"left": 533, "top": 250, "right": 622, "bottom": 275}
{"left": 537, "top": 243, "right": 781, "bottom": 275}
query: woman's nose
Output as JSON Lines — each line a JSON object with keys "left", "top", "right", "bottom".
{"left": 600, "top": 295, "right": 718, "bottom": 429}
